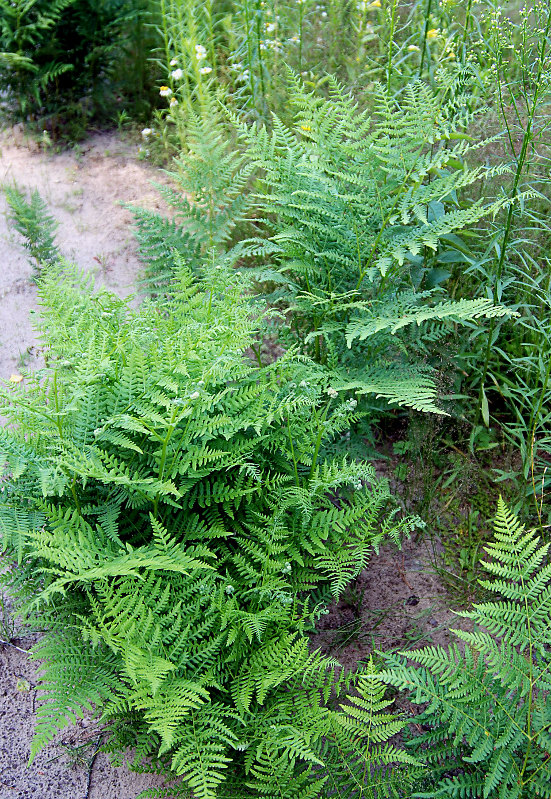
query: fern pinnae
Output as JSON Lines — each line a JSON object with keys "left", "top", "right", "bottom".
{"left": 1, "top": 261, "right": 420, "bottom": 796}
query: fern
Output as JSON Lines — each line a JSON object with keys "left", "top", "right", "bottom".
{"left": 128, "top": 106, "right": 254, "bottom": 293}
{"left": 0, "top": 261, "right": 419, "bottom": 797}
{"left": 0, "top": 0, "right": 77, "bottom": 115}
{"left": 376, "top": 498, "right": 551, "bottom": 798}
{"left": 234, "top": 72, "right": 514, "bottom": 415}
{"left": 3, "top": 183, "right": 60, "bottom": 279}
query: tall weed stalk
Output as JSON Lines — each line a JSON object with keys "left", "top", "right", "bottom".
{"left": 476, "top": 1, "right": 551, "bottom": 427}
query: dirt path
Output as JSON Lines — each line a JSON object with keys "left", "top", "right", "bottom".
{"left": 0, "top": 129, "right": 169, "bottom": 799}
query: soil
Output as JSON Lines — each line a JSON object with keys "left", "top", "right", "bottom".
{"left": 0, "top": 127, "right": 165, "bottom": 381}
{"left": 0, "top": 127, "right": 470, "bottom": 799}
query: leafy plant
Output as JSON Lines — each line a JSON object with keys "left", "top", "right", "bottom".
{"left": 377, "top": 498, "right": 551, "bottom": 798}
{"left": 235, "top": 72, "right": 514, "bottom": 416}
{"left": 129, "top": 105, "right": 254, "bottom": 292}
{"left": 0, "top": 0, "right": 161, "bottom": 138}
{"left": 3, "top": 183, "right": 60, "bottom": 279}
{"left": 0, "top": 261, "right": 418, "bottom": 797}
{"left": 472, "top": 0, "right": 551, "bottom": 429}
{"left": 0, "top": 0, "right": 77, "bottom": 117}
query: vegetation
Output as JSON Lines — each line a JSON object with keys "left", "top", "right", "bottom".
{"left": 3, "top": 182, "right": 60, "bottom": 279}
{"left": 1, "top": 0, "right": 551, "bottom": 797}
{"left": 0, "top": 0, "right": 161, "bottom": 138}
{"left": 379, "top": 498, "right": 551, "bottom": 798}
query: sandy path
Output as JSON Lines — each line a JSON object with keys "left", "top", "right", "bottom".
{"left": 0, "top": 130, "right": 170, "bottom": 799}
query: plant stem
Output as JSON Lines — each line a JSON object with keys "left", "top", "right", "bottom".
{"left": 419, "top": 0, "right": 432, "bottom": 77}
{"left": 477, "top": 6, "right": 551, "bottom": 425}
{"left": 386, "top": 0, "right": 398, "bottom": 94}
{"left": 287, "top": 415, "right": 300, "bottom": 486}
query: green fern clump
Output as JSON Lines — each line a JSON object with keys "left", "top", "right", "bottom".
{"left": 129, "top": 108, "right": 254, "bottom": 293}
{"left": 376, "top": 498, "right": 551, "bottom": 798}
{"left": 3, "top": 183, "right": 60, "bottom": 279}
{"left": 235, "top": 72, "right": 515, "bottom": 415}
{"left": 0, "top": 0, "right": 160, "bottom": 136}
{"left": 0, "top": 262, "right": 418, "bottom": 798}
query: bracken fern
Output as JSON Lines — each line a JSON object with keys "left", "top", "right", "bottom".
{"left": 0, "top": 261, "right": 418, "bottom": 797}
{"left": 234, "top": 72, "right": 516, "bottom": 415}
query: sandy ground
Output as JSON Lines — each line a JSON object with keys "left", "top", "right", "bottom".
{"left": 0, "top": 127, "right": 165, "bottom": 380}
{"left": 0, "top": 128, "right": 170, "bottom": 799}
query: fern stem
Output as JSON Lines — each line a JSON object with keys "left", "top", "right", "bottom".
{"left": 517, "top": 529, "right": 536, "bottom": 784}
{"left": 309, "top": 403, "right": 330, "bottom": 479}
{"left": 355, "top": 160, "right": 418, "bottom": 291}
{"left": 287, "top": 415, "right": 300, "bottom": 486}
{"left": 153, "top": 407, "right": 179, "bottom": 518}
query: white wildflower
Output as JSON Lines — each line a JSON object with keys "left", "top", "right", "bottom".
{"left": 189, "top": 391, "right": 201, "bottom": 400}
{"left": 327, "top": 387, "right": 338, "bottom": 399}
{"left": 169, "top": 58, "right": 178, "bottom": 66}
{"left": 195, "top": 44, "right": 207, "bottom": 60}
{"left": 159, "top": 85, "right": 172, "bottom": 97}
{"left": 199, "top": 66, "right": 212, "bottom": 75}
{"left": 171, "top": 68, "right": 184, "bottom": 80}
{"left": 141, "top": 127, "right": 153, "bottom": 138}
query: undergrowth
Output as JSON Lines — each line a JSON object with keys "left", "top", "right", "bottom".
{"left": 1, "top": 1, "right": 551, "bottom": 796}
{"left": 0, "top": 262, "right": 418, "bottom": 797}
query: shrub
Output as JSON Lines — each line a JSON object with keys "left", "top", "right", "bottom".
{"left": 0, "top": 262, "right": 417, "bottom": 797}
{"left": 235, "top": 72, "right": 515, "bottom": 416}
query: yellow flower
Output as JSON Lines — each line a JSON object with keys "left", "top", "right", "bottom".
{"left": 300, "top": 124, "right": 312, "bottom": 131}
{"left": 426, "top": 28, "right": 439, "bottom": 39}
{"left": 9, "top": 374, "right": 23, "bottom": 383}
{"left": 368, "top": 0, "right": 381, "bottom": 7}
{"left": 408, "top": 44, "right": 420, "bottom": 51}
{"left": 159, "top": 85, "right": 172, "bottom": 97}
